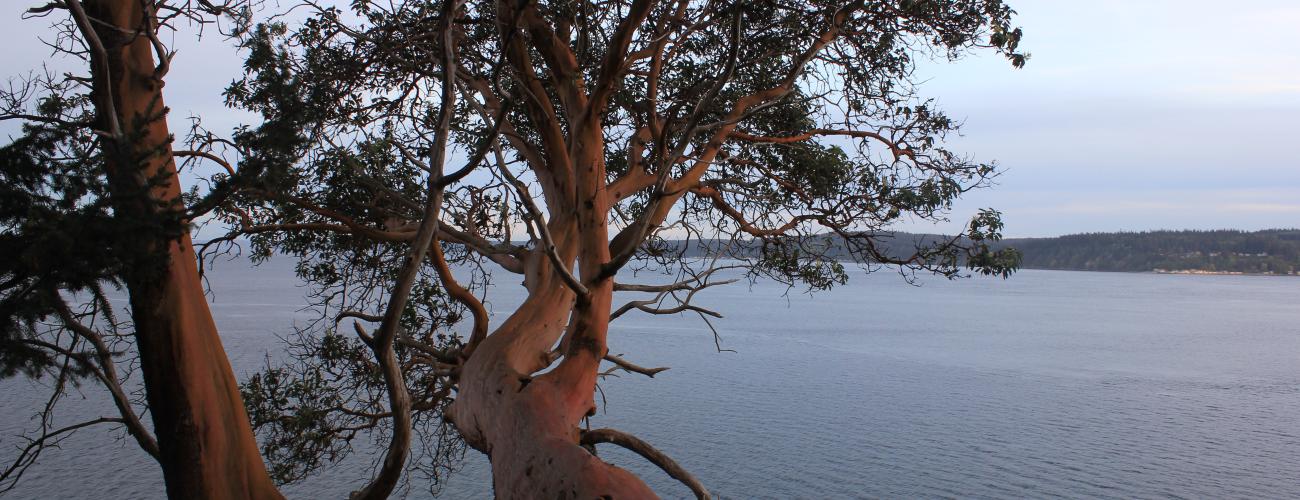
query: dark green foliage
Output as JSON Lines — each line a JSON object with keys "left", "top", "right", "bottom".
{"left": 240, "top": 329, "right": 464, "bottom": 487}
{"left": 962, "top": 208, "right": 1020, "bottom": 277}
{"left": 1001, "top": 230, "right": 1300, "bottom": 275}
{"left": 713, "top": 229, "right": 1300, "bottom": 276}
{"left": 189, "top": 0, "right": 1027, "bottom": 489}
{"left": 0, "top": 86, "right": 120, "bottom": 379}
{"left": 0, "top": 90, "right": 187, "bottom": 379}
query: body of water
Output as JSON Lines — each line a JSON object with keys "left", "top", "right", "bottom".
{"left": 2, "top": 261, "right": 1298, "bottom": 498}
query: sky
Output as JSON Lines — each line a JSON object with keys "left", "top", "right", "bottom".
{"left": 909, "top": 0, "right": 1300, "bottom": 236}
{"left": 3, "top": 0, "right": 1298, "bottom": 238}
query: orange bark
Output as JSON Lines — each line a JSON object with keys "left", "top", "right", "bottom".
{"left": 83, "top": 1, "right": 281, "bottom": 497}
{"left": 448, "top": 225, "right": 656, "bottom": 497}
{"left": 448, "top": 284, "right": 656, "bottom": 499}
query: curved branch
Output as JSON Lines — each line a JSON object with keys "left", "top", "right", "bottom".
{"left": 352, "top": 2, "right": 459, "bottom": 497}
{"left": 51, "top": 298, "right": 159, "bottom": 460}
{"left": 436, "top": 99, "right": 514, "bottom": 189}
{"left": 612, "top": 298, "right": 722, "bottom": 321}
{"left": 0, "top": 417, "right": 125, "bottom": 494}
{"left": 173, "top": 149, "right": 235, "bottom": 175}
{"left": 429, "top": 234, "right": 489, "bottom": 358}
{"left": 613, "top": 264, "right": 744, "bottom": 293}
{"left": 580, "top": 428, "right": 710, "bottom": 500}
{"left": 335, "top": 310, "right": 383, "bottom": 324}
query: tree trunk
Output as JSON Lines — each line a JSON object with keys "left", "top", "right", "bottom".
{"left": 126, "top": 240, "right": 283, "bottom": 500}
{"left": 449, "top": 260, "right": 656, "bottom": 498}
{"left": 83, "top": 1, "right": 282, "bottom": 497}
{"left": 443, "top": 88, "right": 664, "bottom": 495}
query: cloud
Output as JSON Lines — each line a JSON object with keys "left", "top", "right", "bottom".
{"left": 1046, "top": 201, "right": 1186, "bottom": 215}
{"left": 1221, "top": 203, "right": 1300, "bottom": 214}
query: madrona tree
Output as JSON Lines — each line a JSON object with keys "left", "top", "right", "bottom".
{"left": 202, "top": 0, "right": 1025, "bottom": 497}
{"left": 0, "top": 0, "right": 282, "bottom": 498}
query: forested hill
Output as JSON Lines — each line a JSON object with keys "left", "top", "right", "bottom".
{"left": 670, "top": 229, "right": 1300, "bottom": 275}
{"left": 999, "top": 229, "right": 1300, "bottom": 275}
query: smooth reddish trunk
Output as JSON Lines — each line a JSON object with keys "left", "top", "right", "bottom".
{"left": 449, "top": 274, "right": 655, "bottom": 498}
{"left": 128, "top": 238, "right": 283, "bottom": 500}
{"left": 86, "top": 1, "right": 281, "bottom": 497}
{"left": 444, "top": 96, "right": 662, "bottom": 496}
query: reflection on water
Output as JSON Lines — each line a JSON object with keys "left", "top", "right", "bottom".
{"left": 2, "top": 261, "right": 1298, "bottom": 498}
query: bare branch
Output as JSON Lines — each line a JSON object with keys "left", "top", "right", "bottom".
{"left": 64, "top": 0, "right": 120, "bottom": 137}
{"left": 335, "top": 310, "right": 383, "bottom": 324}
{"left": 0, "top": 417, "right": 125, "bottom": 494}
{"left": 51, "top": 298, "right": 159, "bottom": 460}
{"left": 602, "top": 354, "right": 667, "bottom": 378}
{"left": 493, "top": 144, "right": 589, "bottom": 297}
{"left": 580, "top": 428, "right": 710, "bottom": 500}
{"left": 614, "top": 264, "right": 744, "bottom": 293}
{"left": 611, "top": 263, "right": 737, "bottom": 321}
{"left": 174, "top": 149, "right": 236, "bottom": 175}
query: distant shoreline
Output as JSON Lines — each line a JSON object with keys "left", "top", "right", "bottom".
{"left": 667, "top": 229, "right": 1300, "bottom": 277}
{"left": 1150, "top": 268, "right": 1297, "bottom": 277}
{"left": 1009, "top": 266, "right": 1299, "bottom": 277}
{"left": 999, "top": 229, "right": 1300, "bottom": 276}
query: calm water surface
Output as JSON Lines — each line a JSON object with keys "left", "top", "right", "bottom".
{"left": 2, "top": 260, "right": 1298, "bottom": 499}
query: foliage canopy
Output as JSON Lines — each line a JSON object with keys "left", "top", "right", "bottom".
{"left": 2, "top": 0, "right": 1025, "bottom": 495}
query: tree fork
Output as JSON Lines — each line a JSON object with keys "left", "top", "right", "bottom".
{"left": 448, "top": 284, "right": 659, "bottom": 499}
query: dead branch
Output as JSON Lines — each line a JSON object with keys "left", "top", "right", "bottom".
{"left": 173, "top": 149, "right": 236, "bottom": 176}
{"left": 336, "top": 310, "right": 384, "bottom": 324}
{"left": 51, "top": 298, "right": 159, "bottom": 459}
{"left": 613, "top": 264, "right": 744, "bottom": 293}
{"left": 0, "top": 417, "right": 125, "bottom": 494}
{"left": 64, "top": 0, "right": 120, "bottom": 138}
{"left": 602, "top": 354, "right": 668, "bottom": 378}
{"left": 611, "top": 264, "right": 737, "bottom": 321}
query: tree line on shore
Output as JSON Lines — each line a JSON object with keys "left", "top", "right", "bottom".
{"left": 671, "top": 229, "right": 1300, "bottom": 275}
{"left": 1000, "top": 229, "right": 1300, "bottom": 275}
